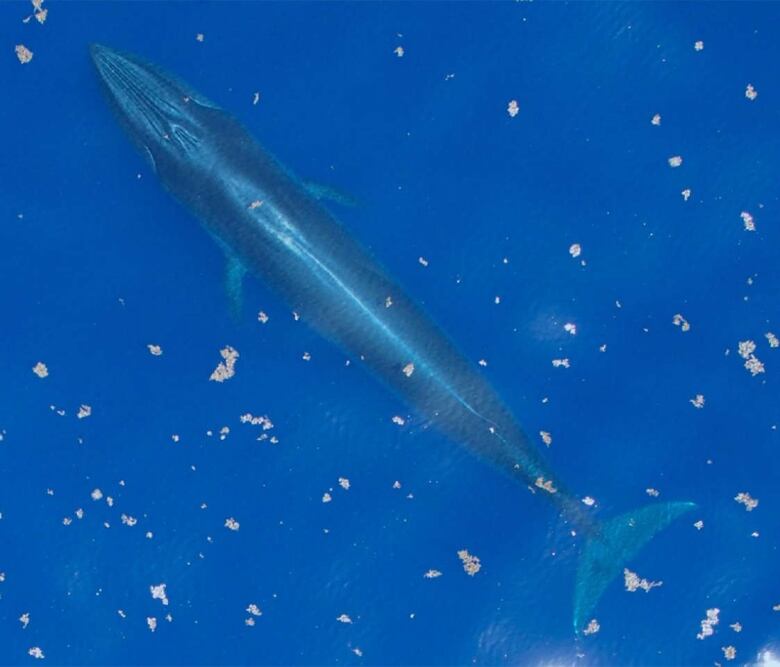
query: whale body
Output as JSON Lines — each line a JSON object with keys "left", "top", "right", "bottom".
{"left": 90, "top": 43, "right": 694, "bottom": 632}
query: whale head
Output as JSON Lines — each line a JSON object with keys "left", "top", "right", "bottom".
{"left": 90, "top": 43, "right": 222, "bottom": 173}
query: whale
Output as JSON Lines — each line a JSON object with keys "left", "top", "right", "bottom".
{"left": 90, "top": 43, "right": 694, "bottom": 632}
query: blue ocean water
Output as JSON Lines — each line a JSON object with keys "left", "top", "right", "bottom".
{"left": 2, "top": 1, "right": 780, "bottom": 664}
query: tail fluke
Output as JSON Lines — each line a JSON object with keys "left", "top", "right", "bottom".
{"left": 573, "top": 500, "right": 696, "bottom": 633}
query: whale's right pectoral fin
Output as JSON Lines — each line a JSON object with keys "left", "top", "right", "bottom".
{"left": 304, "top": 180, "right": 359, "bottom": 207}
{"left": 142, "top": 145, "right": 157, "bottom": 174}
{"left": 224, "top": 255, "right": 247, "bottom": 321}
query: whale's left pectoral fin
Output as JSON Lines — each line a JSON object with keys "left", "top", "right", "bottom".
{"left": 224, "top": 255, "right": 247, "bottom": 321}
{"left": 304, "top": 180, "right": 359, "bottom": 207}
